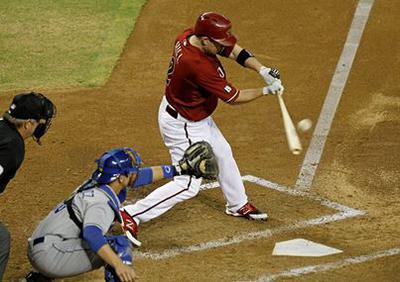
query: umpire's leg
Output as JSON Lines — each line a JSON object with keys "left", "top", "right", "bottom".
{"left": 0, "top": 222, "right": 11, "bottom": 280}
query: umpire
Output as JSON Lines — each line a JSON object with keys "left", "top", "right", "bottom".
{"left": 0, "top": 92, "right": 56, "bottom": 280}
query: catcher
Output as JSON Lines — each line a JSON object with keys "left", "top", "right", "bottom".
{"left": 24, "top": 142, "right": 217, "bottom": 282}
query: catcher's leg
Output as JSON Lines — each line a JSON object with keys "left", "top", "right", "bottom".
{"left": 27, "top": 237, "right": 104, "bottom": 278}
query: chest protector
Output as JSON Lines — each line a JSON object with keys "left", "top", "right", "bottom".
{"left": 64, "top": 179, "right": 122, "bottom": 235}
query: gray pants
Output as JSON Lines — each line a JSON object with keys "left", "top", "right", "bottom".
{"left": 27, "top": 235, "right": 104, "bottom": 279}
{"left": 0, "top": 222, "right": 11, "bottom": 281}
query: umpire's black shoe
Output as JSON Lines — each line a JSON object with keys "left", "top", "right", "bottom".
{"left": 24, "top": 271, "right": 53, "bottom": 282}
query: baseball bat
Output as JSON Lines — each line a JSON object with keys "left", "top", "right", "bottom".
{"left": 276, "top": 93, "right": 302, "bottom": 155}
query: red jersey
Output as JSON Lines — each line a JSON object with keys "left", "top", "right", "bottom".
{"left": 165, "top": 29, "right": 239, "bottom": 121}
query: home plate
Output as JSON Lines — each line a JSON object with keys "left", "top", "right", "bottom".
{"left": 272, "top": 238, "right": 343, "bottom": 257}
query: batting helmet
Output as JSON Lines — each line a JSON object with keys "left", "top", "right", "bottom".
{"left": 194, "top": 12, "right": 237, "bottom": 47}
{"left": 91, "top": 148, "right": 142, "bottom": 184}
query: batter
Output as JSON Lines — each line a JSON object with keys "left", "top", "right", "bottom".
{"left": 122, "top": 12, "right": 284, "bottom": 244}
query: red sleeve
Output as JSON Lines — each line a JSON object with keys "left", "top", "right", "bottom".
{"left": 194, "top": 61, "right": 239, "bottom": 104}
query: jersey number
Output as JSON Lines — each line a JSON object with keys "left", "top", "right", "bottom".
{"left": 166, "top": 57, "right": 175, "bottom": 86}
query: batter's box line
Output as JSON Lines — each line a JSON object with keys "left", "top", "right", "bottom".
{"left": 134, "top": 175, "right": 365, "bottom": 261}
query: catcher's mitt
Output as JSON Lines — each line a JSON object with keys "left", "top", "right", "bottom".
{"left": 178, "top": 141, "right": 219, "bottom": 180}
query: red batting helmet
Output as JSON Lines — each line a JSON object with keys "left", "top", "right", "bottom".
{"left": 194, "top": 12, "right": 237, "bottom": 47}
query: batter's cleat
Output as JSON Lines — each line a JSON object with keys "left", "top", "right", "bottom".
{"left": 120, "top": 209, "right": 142, "bottom": 247}
{"left": 225, "top": 202, "right": 268, "bottom": 221}
{"left": 23, "top": 271, "right": 53, "bottom": 282}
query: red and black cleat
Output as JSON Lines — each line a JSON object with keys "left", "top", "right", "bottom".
{"left": 120, "top": 209, "right": 142, "bottom": 247}
{"left": 225, "top": 202, "right": 268, "bottom": 221}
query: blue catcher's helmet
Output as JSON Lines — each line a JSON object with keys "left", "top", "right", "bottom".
{"left": 91, "top": 148, "right": 142, "bottom": 184}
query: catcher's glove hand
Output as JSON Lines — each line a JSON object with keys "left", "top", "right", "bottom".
{"left": 176, "top": 141, "right": 219, "bottom": 180}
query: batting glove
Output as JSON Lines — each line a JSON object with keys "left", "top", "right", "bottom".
{"left": 263, "top": 80, "right": 284, "bottom": 95}
{"left": 259, "top": 66, "right": 281, "bottom": 85}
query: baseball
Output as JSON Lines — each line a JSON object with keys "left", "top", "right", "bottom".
{"left": 297, "top": 119, "right": 312, "bottom": 132}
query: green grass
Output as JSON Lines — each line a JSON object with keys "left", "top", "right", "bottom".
{"left": 0, "top": 0, "right": 146, "bottom": 91}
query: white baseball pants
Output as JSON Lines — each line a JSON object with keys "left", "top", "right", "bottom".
{"left": 124, "top": 96, "right": 248, "bottom": 224}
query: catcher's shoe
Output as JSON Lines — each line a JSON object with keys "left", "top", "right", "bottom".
{"left": 23, "top": 271, "right": 53, "bottom": 282}
{"left": 225, "top": 202, "right": 268, "bottom": 221}
{"left": 120, "top": 209, "right": 142, "bottom": 247}
{"left": 104, "top": 264, "right": 120, "bottom": 282}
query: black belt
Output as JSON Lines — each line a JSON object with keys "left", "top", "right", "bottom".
{"left": 166, "top": 105, "right": 178, "bottom": 119}
{"left": 33, "top": 236, "right": 45, "bottom": 246}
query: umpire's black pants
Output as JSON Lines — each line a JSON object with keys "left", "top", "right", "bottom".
{"left": 0, "top": 222, "right": 11, "bottom": 281}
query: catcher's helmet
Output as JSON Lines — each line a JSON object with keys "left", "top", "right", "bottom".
{"left": 91, "top": 148, "right": 142, "bottom": 184}
{"left": 194, "top": 12, "right": 237, "bottom": 47}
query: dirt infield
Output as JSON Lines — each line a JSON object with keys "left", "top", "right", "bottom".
{"left": 1, "top": 0, "right": 399, "bottom": 281}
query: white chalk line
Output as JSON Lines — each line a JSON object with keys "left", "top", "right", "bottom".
{"left": 135, "top": 0, "right": 374, "bottom": 267}
{"left": 134, "top": 175, "right": 365, "bottom": 260}
{"left": 295, "top": 0, "right": 375, "bottom": 190}
{"left": 250, "top": 247, "right": 400, "bottom": 282}
{"left": 242, "top": 175, "right": 364, "bottom": 216}
{"left": 242, "top": 1, "right": 377, "bottom": 280}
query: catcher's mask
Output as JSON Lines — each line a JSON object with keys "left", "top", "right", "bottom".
{"left": 4, "top": 92, "right": 56, "bottom": 144}
{"left": 194, "top": 12, "right": 237, "bottom": 47}
{"left": 91, "top": 148, "right": 142, "bottom": 184}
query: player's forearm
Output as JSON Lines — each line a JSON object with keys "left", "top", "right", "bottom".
{"left": 98, "top": 240, "right": 137, "bottom": 281}
{"left": 232, "top": 88, "right": 264, "bottom": 104}
{"left": 243, "top": 57, "right": 264, "bottom": 72}
{"left": 151, "top": 166, "right": 163, "bottom": 182}
{"left": 152, "top": 166, "right": 175, "bottom": 182}
{"left": 133, "top": 166, "right": 177, "bottom": 188}
{"left": 229, "top": 44, "right": 264, "bottom": 72}
{"left": 97, "top": 244, "right": 125, "bottom": 269}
